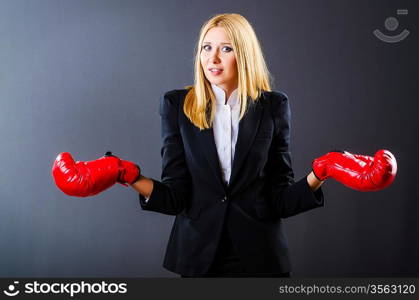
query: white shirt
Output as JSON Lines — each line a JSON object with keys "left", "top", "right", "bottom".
{"left": 145, "top": 85, "right": 240, "bottom": 201}
{"left": 211, "top": 83, "right": 240, "bottom": 185}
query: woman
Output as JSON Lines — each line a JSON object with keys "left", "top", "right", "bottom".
{"left": 131, "top": 13, "right": 325, "bottom": 277}
{"left": 52, "top": 13, "right": 397, "bottom": 278}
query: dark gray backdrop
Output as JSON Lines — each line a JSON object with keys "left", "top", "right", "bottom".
{"left": 0, "top": 0, "right": 418, "bottom": 277}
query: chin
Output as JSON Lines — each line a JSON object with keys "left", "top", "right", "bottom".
{"left": 208, "top": 78, "right": 226, "bottom": 86}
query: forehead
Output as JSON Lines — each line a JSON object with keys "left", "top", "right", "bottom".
{"left": 203, "top": 27, "right": 231, "bottom": 43}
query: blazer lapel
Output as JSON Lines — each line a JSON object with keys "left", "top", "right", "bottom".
{"left": 196, "top": 127, "right": 226, "bottom": 190}
{"left": 229, "top": 98, "right": 263, "bottom": 187}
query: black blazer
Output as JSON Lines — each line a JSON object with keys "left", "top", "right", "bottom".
{"left": 139, "top": 89, "right": 324, "bottom": 276}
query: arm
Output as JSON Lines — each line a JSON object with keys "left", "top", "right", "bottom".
{"left": 265, "top": 92, "right": 324, "bottom": 218}
{"left": 133, "top": 91, "right": 192, "bottom": 215}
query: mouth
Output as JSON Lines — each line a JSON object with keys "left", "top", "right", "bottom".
{"left": 208, "top": 68, "right": 223, "bottom": 75}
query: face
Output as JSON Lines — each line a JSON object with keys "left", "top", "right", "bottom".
{"left": 200, "top": 26, "right": 238, "bottom": 93}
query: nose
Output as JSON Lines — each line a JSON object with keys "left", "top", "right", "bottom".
{"left": 209, "top": 49, "right": 221, "bottom": 64}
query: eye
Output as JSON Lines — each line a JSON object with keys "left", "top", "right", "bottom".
{"left": 222, "top": 46, "right": 233, "bottom": 52}
{"left": 202, "top": 44, "right": 211, "bottom": 51}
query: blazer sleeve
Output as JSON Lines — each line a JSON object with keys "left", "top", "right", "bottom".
{"left": 265, "top": 91, "right": 324, "bottom": 218}
{"left": 138, "top": 90, "right": 191, "bottom": 215}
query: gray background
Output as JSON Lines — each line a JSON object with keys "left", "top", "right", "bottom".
{"left": 0, "top": 0, "right": 418, "bottom": 277}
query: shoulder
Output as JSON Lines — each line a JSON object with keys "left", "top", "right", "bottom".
{"left": 260, "top": 90, "right": 291, "bottom": 122}
{"left": 259, "top": 90, "right": 290, "bottom": 111}
{"left": 159, "top": 88, "right": 190, "bottom": 116}
{"left": 261, "top": 90, "right": 289, "bottom": 105}
{"left": 162, "top": 89, "right": 190, "bottom": 102}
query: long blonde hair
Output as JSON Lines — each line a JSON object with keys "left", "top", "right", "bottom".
{"left": 184, "top": 13, "right": 272, "bottom": 130}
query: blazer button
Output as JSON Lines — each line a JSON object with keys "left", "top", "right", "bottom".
{"left": 221, "top": 196, "right": 227, "bottom": 203}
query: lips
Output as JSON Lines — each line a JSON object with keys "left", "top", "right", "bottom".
{"left": 208, "top": 68, "right": 223, "bottom": 75}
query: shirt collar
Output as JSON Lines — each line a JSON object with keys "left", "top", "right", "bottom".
{"left": 211, "top": 83, "right": 238, "bottom": 107}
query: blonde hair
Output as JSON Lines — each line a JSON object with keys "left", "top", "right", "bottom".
{"left": 184, "top": 13, "right": 272, "bottom": 130}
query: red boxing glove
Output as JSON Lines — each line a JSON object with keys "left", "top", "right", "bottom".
{"left": 52, "top": 151, "right": 141, "bottom": 197}
{"left": 312, "top": 149, "right": 397, "bottom": 191}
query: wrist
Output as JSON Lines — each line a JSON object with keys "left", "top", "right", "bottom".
{"left": 130, "top": 176, "right": 154, "bottom": 198}
{"left": 307, "top": 171, "right": 324, "bottom": 191}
